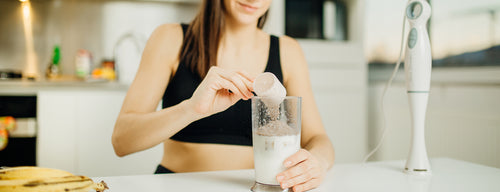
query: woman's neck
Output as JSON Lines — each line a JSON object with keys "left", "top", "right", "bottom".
{"left": 221, "top": 19, "right": 260, "bottom": 49}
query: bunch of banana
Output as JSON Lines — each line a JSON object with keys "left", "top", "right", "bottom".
{"left": 0, "top": 166, "right": 108, "bottom": 192}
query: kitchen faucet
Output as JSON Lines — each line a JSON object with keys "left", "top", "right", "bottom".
{"left": 112, "top": 31, "right": 146, "bottom": 84}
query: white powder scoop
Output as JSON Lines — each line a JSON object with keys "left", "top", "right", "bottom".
{"left": 253, "top": 72, "right": 286, "bottom": 106}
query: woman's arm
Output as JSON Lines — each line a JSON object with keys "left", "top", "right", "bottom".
{"left": 112, "top": 24, "right": 195, "bottom": 157}
{"left": 276, "top": 36, "right": 335, "bottom": 192}
{"left": 112, "top": 24, "right": 255, "bottom": 157}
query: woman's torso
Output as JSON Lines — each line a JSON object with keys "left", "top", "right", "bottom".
{"left": 161, "top": 24, "right": 282, "bottom": 172}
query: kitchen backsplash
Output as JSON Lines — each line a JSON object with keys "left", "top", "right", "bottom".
{"left": 0, "top": 0, "right": 198, "bottom": 78}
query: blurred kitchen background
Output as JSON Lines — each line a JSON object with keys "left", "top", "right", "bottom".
{"left": 0, "top": 0, "right": 498, "bottom": 177}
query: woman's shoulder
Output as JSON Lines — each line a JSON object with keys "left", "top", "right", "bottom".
{"left": 258, "top": 30, "right": 300, "bottom": 52}
{"left": 278, "top": 35, "right": 302, "bottom": 53}
{"left": 150, "top": 23, "right": 184, "bottom": 44}
{"left": 139, "top": 23, "right": 185, "bottom": 73}
{"left": 277, "top": 35, "right": 305, "bottom": 66}
{"left": 260, "top": 32, "right": 303, "bottom": 59}
{"left": 156, "top": 23, "right": 184, "bottom": 32}
{"left": 276, "top": 35, "right": 307, "bottom": 85}
{"left": 146, "top": 23, "right": 185, "bottom": 60}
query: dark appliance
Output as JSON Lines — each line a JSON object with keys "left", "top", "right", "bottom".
{"left": 0, "top": 96, "right": 37, "bottom": 166}
{"left": 285, "top": 0, "right": 348, "bottom": 40}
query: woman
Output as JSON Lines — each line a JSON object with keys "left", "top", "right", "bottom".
{"left": 112, "top": 0, "right": 335, "bottom": 191}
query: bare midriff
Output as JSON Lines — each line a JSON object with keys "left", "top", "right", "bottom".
{"left": 161, "top": 139, "right": 254, "bottom": 173}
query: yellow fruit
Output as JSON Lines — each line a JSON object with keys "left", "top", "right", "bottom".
{"left": 0, "top": 175, "right": 108, "bottom": 192}
{"left": 0, "top": 167, "right": 108, "bottom": 192}
{"left": 101, "top": 67, "right": 116, "bottom": 80}
{"left": 0, "top": 166, "right": 73, "bottom": 180}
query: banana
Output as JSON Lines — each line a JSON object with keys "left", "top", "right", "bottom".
{"left": 0, "top": 166, "right": 108, "bottom": 192}
{"left": 0, "top": 175, "right": 108, "bottom": 192}
{"left": 0, "top": 166, "right": 74, "bottom": 180}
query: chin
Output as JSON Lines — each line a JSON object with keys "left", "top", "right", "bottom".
{"left": 224, "top": 0, "right": 270, "bottom": 26}
{"left": 232, "top": 13, "right": 262, "bottom": 26}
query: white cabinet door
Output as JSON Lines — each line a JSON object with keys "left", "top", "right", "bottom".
{"left": 38, "top": 90, "right": 163, "bottom": 177}
{"left": 37, "top": 91, "right": 78, "bottom": 173}
{"left": 74, "top": 91, "right": 162, "bottom": 177}
{"left": 310, "top": 68, "right": 367, "bottom": 164}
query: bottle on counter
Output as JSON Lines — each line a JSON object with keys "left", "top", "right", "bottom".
{"left": 75, "top": 49, "right": 93, "bottom": 79}
{"left": 45, "top": 45, "right": 62, "bottom": 79}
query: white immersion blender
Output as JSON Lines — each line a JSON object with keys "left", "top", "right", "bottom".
{"left": 404, "top": 0, "right": 432, "bottom": 175}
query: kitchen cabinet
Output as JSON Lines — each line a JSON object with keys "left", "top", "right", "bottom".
{"left": 37, "top": 92, "right": 78, "bottom": 174}
{"left": 37, "top": 90, "right": 162, "bottom": 177}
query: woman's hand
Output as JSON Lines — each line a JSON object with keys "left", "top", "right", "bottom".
{"left": 276, "top": 149, "right": 328, "bottom": 192}
{"left": 187, "top": 66, "right": 255, "bottom": 118}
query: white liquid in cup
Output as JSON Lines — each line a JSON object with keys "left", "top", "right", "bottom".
{"left": 253, "top": 133, "right": 300, "bottom": 185}
{"left": 251, "top": 96, "right": 301, "bottom": 191}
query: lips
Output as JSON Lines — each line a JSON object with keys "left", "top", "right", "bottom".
{"left": 238, "top": 2, "right": 258, "bottom": 13}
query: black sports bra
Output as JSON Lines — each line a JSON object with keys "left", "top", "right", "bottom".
{"left": 161, "top": 24, "right": 283, "bottom": 146}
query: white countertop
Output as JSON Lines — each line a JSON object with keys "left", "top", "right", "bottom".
{"left": 92, "top": 158, "right": 500, "bottom": 192}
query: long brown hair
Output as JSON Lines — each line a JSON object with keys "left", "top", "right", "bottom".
{"left": 180, "top": 0, "right": 269, "bottom": 78}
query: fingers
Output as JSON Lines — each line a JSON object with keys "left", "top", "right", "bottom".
{"left": 236, "top": 71, "right": 256, "bottom": 95}
{"left": 211, "top": 76, "right": 246, "bottom": 100}
{"left": 278, "top": 157, "right": 311, "bottom": 181}
{"left": 278, "top": 167, "right": 312, "bottom": 189}
{"left": 276, "top": 149, "right": 324, "bottom": 191}
{"left": 237, "top": 71, "right": 256, "bottom": 86}
{"left": 220, "top": 71, "right": 253, "bottom": 99}
{"left": 291, "top": 178, "right": 322, "bottom": 192}
{"left": 278, "top": 163, "right": 321, "bottom": 190}
{"left": 284, "top": 149, "right": 311, "bottom": 168}
{"left": 277, "top": 149, "right": 311, "bottom": 186}
{"left": 237, "top": 72, "right": 255, "bottom": 93}
{"left": 210, "top": 67, "right": 254, "bottom": 99}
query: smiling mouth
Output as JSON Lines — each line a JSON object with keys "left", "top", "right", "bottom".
{"left": 238, "top": 2, "right": 258, "bottom": 12}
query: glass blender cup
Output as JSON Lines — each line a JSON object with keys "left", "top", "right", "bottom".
{"left": 251, "top": 96, "right": 301, "bottom": 192}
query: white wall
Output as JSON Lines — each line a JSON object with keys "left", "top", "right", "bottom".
{"left": 368, "top": 67, "right": 500, "bottom": 168}
{"left": 101, "top": 1, "right": 198, "bottom": 84}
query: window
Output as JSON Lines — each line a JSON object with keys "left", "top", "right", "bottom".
{"left": 366, "top": 0, "right": 500, "bottom": 67}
